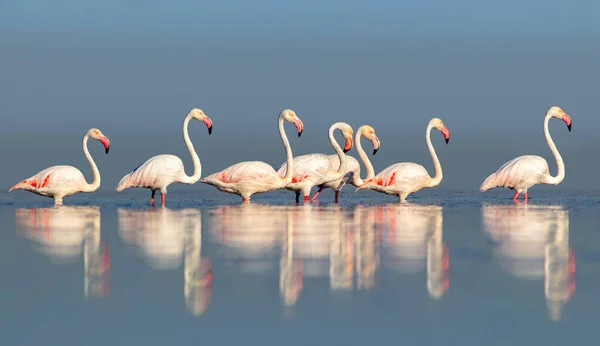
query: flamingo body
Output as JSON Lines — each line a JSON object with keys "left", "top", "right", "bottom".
{"left": 202, "top": 161, "right": 285, "bottom": 197}
{"left": 362, "top": 163, "right": 430, "bottom": 197}
{"left": 116, "top": 154, "right": 188, "bottom": 194}
{"left": 277, "top": 153, "right": 333, "bottom": 198}
{"left": 322, "top": 154, "right": 361, "bottom": 190}
{"left": 480, "top": 155, "right": 550, "bottom": 193}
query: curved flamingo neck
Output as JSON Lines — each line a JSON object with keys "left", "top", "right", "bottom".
{"left": 280, "top": 116, "right": 294, "bottom": 184}
{"left": 178, "top": 115, "right": 202, "bottom": 184}
{"left": 426, "top": 124, "right": 443, "bottom": 187}
{"left": 82, "top": 135, "right": 101, "bottom": 192}
{"left": 329, "top": 122, "right": 348, "bottom": 180}
{"left": 544, "top": 114, "right": 565, "bottom": 185}
{"left": 355, "top": 126, "right": 375, "bottom": 184}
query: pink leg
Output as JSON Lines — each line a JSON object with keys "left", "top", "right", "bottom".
{"left": 304, "top": 195, "right": 309, "bottom": 202}
{"left": 161, "top": 193, "right": 165, "bottom": 207}
{"left": 334, "top": 191, "right": 339, "bottom": 203}
{"left": 242, "top": 197, "right": 249, "bottom": 203}
{"left": 524, "top": 192, "right": 528, "bottom": 201}
{"left": 311, "top": 187, "right": 324, "bottom": 201}
{"left": 512, "top": 191, "right": 519, "bottom": 200}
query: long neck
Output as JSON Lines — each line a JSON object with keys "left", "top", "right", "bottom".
{"left": 426, "top": 124, "right": 443, "bottom": 187}
{"left": 280, "top": 116, "right": 294, "bottom": 184}
{"left": 544, "top": 114, "right": 565, "bottom": 185}
{"left": 82, "top": 135, "right": 101, "bottom": 192}
{"left": 329, "top": 123, "right": 347, "bottom": 179}
{"left": 178, "top": 115, "right": 202, "bottom": 184}
{"left": 355, "top": 127, "right": 375, "bottom": 184}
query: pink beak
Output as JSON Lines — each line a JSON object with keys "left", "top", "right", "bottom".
{"left": 441, "top": 126, "right": 450, "bottom": 144}
{"left": 562, "top": 114, "right": 572, "bottom": 132}
{"left": 99, "top": 136, "right": 110, "bottom": 154}
{"left": 203, "top": 116, "right": 213, "bottom": 135}
{"left": 294, "top": 119, "right": 304, "bottom": 137}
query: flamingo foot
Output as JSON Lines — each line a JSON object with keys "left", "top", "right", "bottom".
{"left": 242, "top": 197, "right": 249, "bottom": 203}
{"left": 512, "top": 191, "right": 519, "bottom": 200}
{"left": 304, "top": 195, "right": 309, "bottom": 202}
{"left": 150, "top": 190, "right": 156, "bottom": 207}
{"left": 334, "top": 191, "right": 339, "bottom": 203}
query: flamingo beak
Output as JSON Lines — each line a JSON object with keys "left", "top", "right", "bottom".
{"left": 294, "top": 119, "right": 304, "bottom": 137}
{"left": 203, "top": 116, "right": 213, "bottom": 135}
{"left": 372, "top": 135, "right": 380, "bottom": 155}
{"left": 441, "top": 126, "right": 450, "bottom": 144}
{"left": 99, "top": 137, "right": 111, "bottom": 154}
{"left": 344, "top": 137, "right": 353, "bottom": 153}
{"left": 562, "top": 114, "right": 572, "bottom": 132}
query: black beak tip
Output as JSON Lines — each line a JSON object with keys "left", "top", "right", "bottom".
{"left": 208, "top": 126, "right": 213, "bottom": 135}
{"left": 105, "top": 147, "right": 110, "bottom": 154}
{"left": 343, "top": 148, "right": 350, "bottom": 153}
{"left": 298, "top": 130, "right": 303, "bottom": 137}
{"left": 567, "top": 124, "right": 572, "bottom": 132}
{"left": 373, "top": 148, "right": 378, "bottom": 155}
{"left": 445, "top": 138, "right": 450, "bottom": 144}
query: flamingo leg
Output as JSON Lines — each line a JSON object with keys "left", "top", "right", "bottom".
{"left": 242, "top": 197, "right": 249, "bottom": 203}
{"left": 295, "top": 191, "right": 300, "bottom": 203}
{"left": 311, "top": 187, "right": 324, "bottom": 201}
{"left": 512, "top": 191, "right": 519, "bottom": 200}
{"left": 303, "top": 195, "right": 309, "bottom": 202}
{"left": 161, "top": 193, "right": 165, "bottom": 207}
{"left": 334, "top": 191, "right": 339, "bottom": 203}
{"left": 523, "top": 192, "right": 529, "bottom": 201}
{"left": 150, "top": 190, "right": 156, "bottom": 207}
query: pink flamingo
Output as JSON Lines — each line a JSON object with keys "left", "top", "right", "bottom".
{"left": 9, "top": 128, "right": 110, "bottom": 206}
{"left": 311, "top": 125, "right": 381, "bottom": 203}
{"left": 201, "top": 109, "right": 304, "bottom": 202}
{"left": 115, "top": 108, "right": 213, "bottom": 207}
{"left": 480, "top": 106, "right": 572, "bottom": 201}
{"left": 276, "top": 122, "right": 354, "bottom": 203}
{"left": 356, "top": 118, "right": 450, "bottom": 202}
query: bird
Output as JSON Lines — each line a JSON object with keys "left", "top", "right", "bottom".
{"left": 200, "top": 109, "right": 304, "bottom": 202}
{"left": 310, "top": 125, "right": 381, "bottom": 203}
{"left": 9, "top": 128, "right": 111, "bottom": 206}
{"left": 276, "top": 122, "right": 354, "bottom": 203}
{"left": 356, "top": 118, "right": 450, "bottom": 202}
{"left": 115, "top": 108, "right": 213, "bottom": 207}
{"left": 479, "top": 106, "right": 572, "bottom": 200}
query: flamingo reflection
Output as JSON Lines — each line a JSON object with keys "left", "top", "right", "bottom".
{"left": 377, "top": 203, "right": 449, "bottom": 299}
{"left": 15, "top": 206, "right": 110, "bottom": 298}
{"left": 117, "top": 208, "right": 212, "bottom": 316}
{"left": 482, "top": 203, "right": 575, "bottom": 321}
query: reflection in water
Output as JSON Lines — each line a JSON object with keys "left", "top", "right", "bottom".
{"left": 15, "top": 206, "right": 110, "bottom": 298}
{"left": 482, "top": 204, "right": 575, "bottom": 321}
{"left": 377, "top": 203, "right": 449, "bottom": 299}
{"left": 117, "top": 208, "right": 212, "bottom": 316}
{"left": 209, "top": 202, "right": 446, "bottom": 310}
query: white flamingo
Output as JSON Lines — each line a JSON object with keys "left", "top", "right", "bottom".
{"left": 356, "top": 118, "right": 450, "bottom": 202}
{"left": 311, "top": 125, "right": 381, "bottom": 202}
{"left": 115, "top": 108, "right": 213, "bottom": 207}
{"left": 9, "top": 128, "right": 110, "bottom": 206}
{"left": 276, "top": 122, "right": 354, "bottom": 203}
{"left": 201, "top": 109, "right": 304, "bottom": 202}
{"left": 480, "top": 106, "right": 572, "bottom": 200}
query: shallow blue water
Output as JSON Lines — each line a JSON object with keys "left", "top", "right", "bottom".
{"left": 1, "top": 188, "right": 599, "bottom": 345}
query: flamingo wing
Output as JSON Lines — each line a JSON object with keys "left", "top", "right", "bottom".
{"left": 480, "top": 155, "right": 549, "bottom": 191}
{"left": 203, "top": 161, "right": 280, "bottom": 185}
{"left": 277, "top": 154, "right": 331, "bottom": 183}
{"left": 116, "top": 154, "right": 184, "bottom": 191}
{"left": 372, "top": 163, "right": 430, "bottom": 190}
{"left": 31, "top": 166, "right": 86, "bottom": 190}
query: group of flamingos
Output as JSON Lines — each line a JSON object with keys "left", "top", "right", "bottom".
{"left": 9, "top": 106, "right": 572, "bottom": 206}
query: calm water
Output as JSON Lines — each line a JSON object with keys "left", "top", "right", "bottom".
{"left": 1, "top": 188, "right": 599, "bottom": 345}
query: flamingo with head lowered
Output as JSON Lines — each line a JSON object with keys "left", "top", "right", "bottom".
{"left": 201, "top": 109, "right": 304, "bottom": 202}
{"left": 356, "top": 118, "right": 450, "bottom": 202}
{"left": 276, "top": 122, "right": 354, "bottom": 203}
{"left": 9, "top": 128, "right": 111, "bottom": 206}
{"left": 115, "top": 108, "right": 213, "bottom": 207}
{"left": 480, "top": 106, "right": 572, "bottom": 201}
{"left": 311, "top": 125, "right": 381, "bottom": 203}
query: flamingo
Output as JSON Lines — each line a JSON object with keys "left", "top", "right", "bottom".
{"left": 276, "top": 122, "right": 354, "bottom": 203}
{"left": 356, "top": 118, "right": 450, "bottom": 202}
{"left": 9, "top": 128, "right": 111, "bottom": 206}
{"left": 115, "top": 108, "right": 213, "bottom": 207}
{"left": 310, "top": 125, "right": 381, "bottom": 203}
{"left": 479, "top": 106, "right": 572, "bottom": 201}
{"left": 200, "top": 109, "right": 304, "bottom": 202}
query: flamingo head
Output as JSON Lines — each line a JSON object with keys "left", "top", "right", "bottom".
{"left": 334, "top": 122, "right": 354, "bottom": 153}
{"left": 359, "top": 125, "right": 381, "bottom": 155}
{"left": 87, "top": 128, "right": 111, "bottom": 154}
{"left": 548, "top": 106, "right": 572, "bottom": 132}
{"left": 429, "top": 118, "right": 451, "bottom": 144}
{"left": 281, "top": 109, "right": 304, "bottom": 137}
{"left": 189, "top": 108, "right": 213, "bottom": 134}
